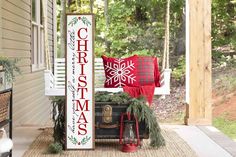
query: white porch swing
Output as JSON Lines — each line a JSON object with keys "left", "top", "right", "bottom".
{"left": 44, "top": 0, "right": 171, "bottom": 96}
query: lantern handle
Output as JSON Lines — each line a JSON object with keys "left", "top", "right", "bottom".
{"left": 119, "top": 113, "right": 125, "bottom": 144}
{"left": 127, "top": 112, "right": 131, "bottom": 120}
{"left": 134, "top": 115, "right": 140, "bottom": 146}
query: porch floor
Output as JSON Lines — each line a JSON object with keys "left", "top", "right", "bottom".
{"left": 12, "top": 125, "right": 236, "bottom": 157}
{"left": 164, "top": 125, "right": 236, "bottom": 157}
{"left": 12, "top": 126, "right": 42, "bottom": 157}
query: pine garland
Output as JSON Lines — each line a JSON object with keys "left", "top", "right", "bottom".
{"left": 127, "top": 97, "right": 166, "bottom": 148}
{"left": 95, "top": 91, "right": 130, "bottom": 104}
{"left": 52, "top": 92, "right": 165, "bottom": 148}
{"left": 51, "top": 97, "right": 66, "bottom": 146}
{"left": 96, "top": 92, "right": 165, "bottom": 148}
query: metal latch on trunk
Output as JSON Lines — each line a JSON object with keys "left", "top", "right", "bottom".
{"left": 102, "top": 105, "right": 112, "bottom": 123}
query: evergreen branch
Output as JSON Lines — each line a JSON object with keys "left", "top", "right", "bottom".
{"left": 127, "top": 97, "right": 166, "bottom": 148}
{"left": 51, "top": 92, "right": 165, "bottom": 148}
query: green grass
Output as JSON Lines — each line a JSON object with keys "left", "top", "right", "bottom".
{"left": 213, "top": 116, "right": 236, "bottom": 140}
{"left": 213, "top": 70, "right": 236, "bottom": 96}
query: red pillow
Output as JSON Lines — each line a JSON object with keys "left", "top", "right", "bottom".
{"left": 136, "top": 56, "right": 155, "bottom": 86}
{"left": 102, "top": 55, "right": 139, "bottom": 88}
{"left": 154, "top": 57, "right": 161, "bottom": 87}
{"left": 136, "top": 56, "right": 160, "bottom": 87}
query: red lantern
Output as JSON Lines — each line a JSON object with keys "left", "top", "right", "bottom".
{"left": 119, "top": 112, "right": 140, "bottom": 152}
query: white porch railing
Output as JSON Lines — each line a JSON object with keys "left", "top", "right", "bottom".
{"left": 44, "top": 58, "right": 171, "bottom": 96}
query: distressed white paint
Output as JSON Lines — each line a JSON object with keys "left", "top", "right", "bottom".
{"left": 66, "top": 14, "right": 94, "bottom": 149}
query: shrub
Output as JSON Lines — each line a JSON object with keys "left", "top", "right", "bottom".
{"left": 171, "top": 55, "right": 185, "bottom": 86}
{"left": 48, "top": 142, "right": 63, "bottom": 154}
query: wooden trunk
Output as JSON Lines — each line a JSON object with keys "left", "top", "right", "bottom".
{"left": 95, "top": 102, "right": 149, "bottom": 139}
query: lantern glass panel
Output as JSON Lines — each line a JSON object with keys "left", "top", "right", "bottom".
{"left": 123, "top": 121, "right": 136, "bottom": 144}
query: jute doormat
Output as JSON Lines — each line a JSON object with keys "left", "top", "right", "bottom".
{"left": 23, "top": 128, "right": 197, "bottom": 157}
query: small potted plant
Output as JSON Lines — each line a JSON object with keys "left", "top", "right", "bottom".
{"left": 0, "top": 57, "right": 20, "bottom": 89}
{"left": 0, "top": 56, "right": 20, "bottom": 123}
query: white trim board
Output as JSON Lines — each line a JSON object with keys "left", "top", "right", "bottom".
{"left": 185, "top": 0, "right": 190, "bottom": 104}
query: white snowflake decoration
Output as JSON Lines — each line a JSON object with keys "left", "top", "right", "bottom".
{"left": 104, "top": 59, "right": 136, "bottom": 87}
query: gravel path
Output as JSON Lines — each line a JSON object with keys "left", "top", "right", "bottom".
{"left": 152, "top": 86, "right": 186, "bottom": 122}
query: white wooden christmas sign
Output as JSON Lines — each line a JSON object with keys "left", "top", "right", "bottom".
{"left": 66, "top": 14, "right": 94, "bottom": 150}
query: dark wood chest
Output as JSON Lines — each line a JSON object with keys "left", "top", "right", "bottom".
{"left": 95, "top": 102, "right": 149, "bottom": 139}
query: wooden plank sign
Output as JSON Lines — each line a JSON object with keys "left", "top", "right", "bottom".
{"left": 66, "top": 14, "right": 94, "bottom": 149}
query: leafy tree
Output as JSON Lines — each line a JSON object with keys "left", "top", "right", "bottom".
{"left": 56, "top": 0, "right": 236, "bottom": 61}
{"left": 212, "top": 0, "right": 236, "bottom": 49}
{"left": 94, "top": 0, "right": 185, "bottom": 57}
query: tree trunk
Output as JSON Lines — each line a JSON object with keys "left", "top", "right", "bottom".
{"left": 90, "top": 0, "right": 94, "bottom": 13}
{"left": 68, "top": 0, "right": 72, "bottom": 12}
{"left": 174, "top": 7, "right": 186, "bottom": 56}
{"left": 60, "top": 0, "right": 66, "bottom": 57}
{"left": 104, "top": 0, "right": 110, "bottom": 53}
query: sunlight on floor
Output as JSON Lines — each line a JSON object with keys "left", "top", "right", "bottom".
{"left": 12, "top": 127, "right": 42, "bottom": 157}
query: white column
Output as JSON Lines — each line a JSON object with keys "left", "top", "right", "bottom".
{"left": 185, "top": 0, "right": 190, "bottom": 104}
{"left": 53, "top": 0, "right": 57, "bottom": 73}
{"left": 186, "top": 0, "right": 212, "bottom": 125}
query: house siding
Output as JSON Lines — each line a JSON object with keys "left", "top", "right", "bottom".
{"left": 0, "top": 0, "right": 56, "bottom": 127}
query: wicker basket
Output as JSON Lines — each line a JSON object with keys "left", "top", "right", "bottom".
{"left": 0, "top": 92, "right": 11, "bottom": 123}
